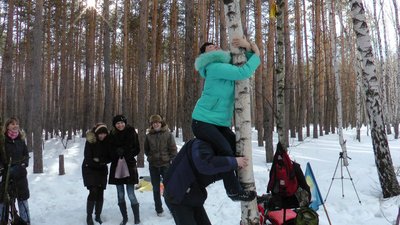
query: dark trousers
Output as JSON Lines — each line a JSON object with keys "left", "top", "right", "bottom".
{"left": 192, "top": 119, "right": 236, "bottom": 156}
{"left": 192, "top": 120, "right": 241, "bottom": 194}
{"left": 169, "top": 203, "right": 211, "bottom": 225}
{"left": 149, "top": 165, "right": 170, "bottom": 213}
{"left": 88, "top": 186, "right": 104, "bottom": 202}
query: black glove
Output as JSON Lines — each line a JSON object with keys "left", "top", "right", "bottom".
{"left": 117, "top": 147, "right": 125, "bottom": 157}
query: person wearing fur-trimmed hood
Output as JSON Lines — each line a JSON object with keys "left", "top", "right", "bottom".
{"left": 82, "top": 123, "right": 111, "bottom": 225}
{"left": 191, "top": 37, "right": 260, "bottom": 202}
{"left": 0, "top": 117, "right": 30, "bottom": 225}
{"left": 108, "top": 115, "right": 141, "bottom": 225}
{"left": 144, "top": 115, "right": 177, "bottom": 217}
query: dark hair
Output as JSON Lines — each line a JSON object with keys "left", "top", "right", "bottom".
{"left": 200, "top": 42, "right": 214, "bottom": 54}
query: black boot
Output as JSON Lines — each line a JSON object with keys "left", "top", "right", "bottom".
{"left": 132, "top": 203, "right": 140, "bottom": 224}
{"left": 86, "top": 200, "right": 95, "bottom": 225}
{"left": 94, "top": 200, "right": 103, "bottom": 224}
{"left": 118, "top": 202, "right": 128, "bottom": 225}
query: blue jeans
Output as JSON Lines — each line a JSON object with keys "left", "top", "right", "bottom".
{"left": 0, "top": 200, "right": 30, "bottom": 224}
{"left": 192, "top": 120, "right": 241, "bottom": 194}
{"left": 116, "top": 184, "right": 138, "bottom": 205}
{"left": 149, "top": 165, "right": 169, "bottom": 213}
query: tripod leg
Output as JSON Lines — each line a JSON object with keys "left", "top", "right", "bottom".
{"left": 324, "top": 156, "right": 341, "bottom": 202}
{"left": 344, "top": 166, "right": 362, "bottom": 204}
{"left": 340, "top": 156, "right": 344, "bottom": 198}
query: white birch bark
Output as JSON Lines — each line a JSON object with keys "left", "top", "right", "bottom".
{"left": 330, "top": 0, "right": 348, "bottom": 166}
{"left": 222, "top": 1, "right": 258, "bottom": 224}
{"left": 355, "top": 53, "right": 363, "bottom": 142}
{"left": 393, "top": 0, "right": 400, "bottom": 138}
{"left": 349, "top": 0, "right": 400, "bottom": 198}
{"left": 275, "top": 0, "right": 286, "bottom": 145}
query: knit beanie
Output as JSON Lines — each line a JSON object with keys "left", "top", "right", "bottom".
{"left": 149, "top": 115, "right": 162, "bottom": 124}
{"left": 112, "top": 115, "right": 127, "bottom": 127}
{"left": 95, "top": 123, "right": 108, "bottom": 135}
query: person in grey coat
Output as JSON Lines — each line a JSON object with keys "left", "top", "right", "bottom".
{"left": 144, "top": 115, "right": 177, "bottom": 216}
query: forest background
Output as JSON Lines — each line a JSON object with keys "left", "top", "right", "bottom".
{"left": 0, "top": 0, "right": 399, "bottom": 192}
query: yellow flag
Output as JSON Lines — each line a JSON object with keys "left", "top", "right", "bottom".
{"left": 270, "top": 2, "right": 277, "bottom": 19}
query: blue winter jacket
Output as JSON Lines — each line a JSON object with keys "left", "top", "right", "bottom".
{"left": 164, "top": 139, "right": 238, "bottom": 206}
{"left": 192, "top": 50, "right": 261, "bottom": 127}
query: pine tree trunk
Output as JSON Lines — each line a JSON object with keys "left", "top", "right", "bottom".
{"left": 313, "top": 0, "right": 321, "bottom": 139}
{"left": 182, "top": 0, "right": 195, "bottom": 142}
{"left": 222, "top": 1, "right": 258, "bottom": 224}
{"left": 32, "top": 0, "right": 44, "bottom": 173}
{"left": 137, "top": 0, "right": 149, "bottom": 167}
{"left": 2, "top": 0, "right": 15, "bottom": 119}
{"left": 295, "top": 0, "right": 304, "bottom": 142}
{"left": 264, "top": 0, "right": 275, "bottom": 163}
{"left": 254, "top": 0, "right": 264, "bottom": 147}
{"left": 103, "top": 0, "right": 112, "bottom": 126}
{"left": 349, "top": 0, "right": 400, "bottom": 198}
{"left": 149, "top": 0, "right": 159, "bottom": 114}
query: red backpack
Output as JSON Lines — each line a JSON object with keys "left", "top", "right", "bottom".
{"left": 267, "top": 143, "right": 298, "bottom": 197}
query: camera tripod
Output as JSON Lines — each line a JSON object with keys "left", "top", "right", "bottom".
{"left": 324, "top": 152, "right": 361, "bottom": 204}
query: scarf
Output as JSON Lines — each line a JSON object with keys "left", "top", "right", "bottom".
{"left": 7, "top": 129, "right": 19, "bottom": 140}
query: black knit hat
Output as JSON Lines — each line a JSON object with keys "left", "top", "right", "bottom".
{"left": 112, "top": 115, "right": 127, "bottom": 127}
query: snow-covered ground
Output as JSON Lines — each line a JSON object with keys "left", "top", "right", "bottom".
{"left": 27, "top": 126, "right": 399, "bottom": 224}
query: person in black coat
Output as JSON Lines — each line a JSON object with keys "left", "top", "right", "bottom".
{"left": 108, "top": 115, "right": 140, "bottom": 225}
{"left": 0, "top": 117, "right": 30, "bottom": 225}
{"left": 82, "top": 123, "right": 111, "bottom": 225}
{"left": 164, "top": 139, "right": 251, "bottom": 225}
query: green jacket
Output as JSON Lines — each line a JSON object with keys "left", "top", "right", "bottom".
{"left": 192, "top": 50, "right": 260, "bottom": 127}
{"left": 144, "top": 124, "right": 177, "bottom": 167}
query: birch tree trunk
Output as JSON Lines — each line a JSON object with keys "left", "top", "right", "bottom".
{"left": 222, "top": 1, "right": 258, "bottom": 224}
{"left": 349, "top": 0, "right": 400, "bottom": 198}
{"left": 330, "top": 0, "right": 349, "bottom": 166}
{"left": 393, "top": 0, "right": 400, "bottom": 139}
{"left": 276, "top": 0, "right": 286, "bottom": 145}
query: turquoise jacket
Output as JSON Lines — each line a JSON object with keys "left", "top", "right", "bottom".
{"left": 192, "top": 50, "right": 261, "bottom": 127}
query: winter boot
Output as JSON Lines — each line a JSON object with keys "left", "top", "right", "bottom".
{"left": 86, "top": 200, "right": 95, "bottom": 225}
{"left": 118, "top": 202, "right": 128, "bottom": 225}
{"left": 132, "top": 203, "right": 140, "bottom": 224}
{"left": 228, "top": 190, "right": 257, "bottom": 202}
{"left": 94, "top": 200, "right": 103, "bottom": 224}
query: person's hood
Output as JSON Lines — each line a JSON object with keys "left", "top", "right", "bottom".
{"left": 194, "top": 50, "right": 231, "bottom": 78}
